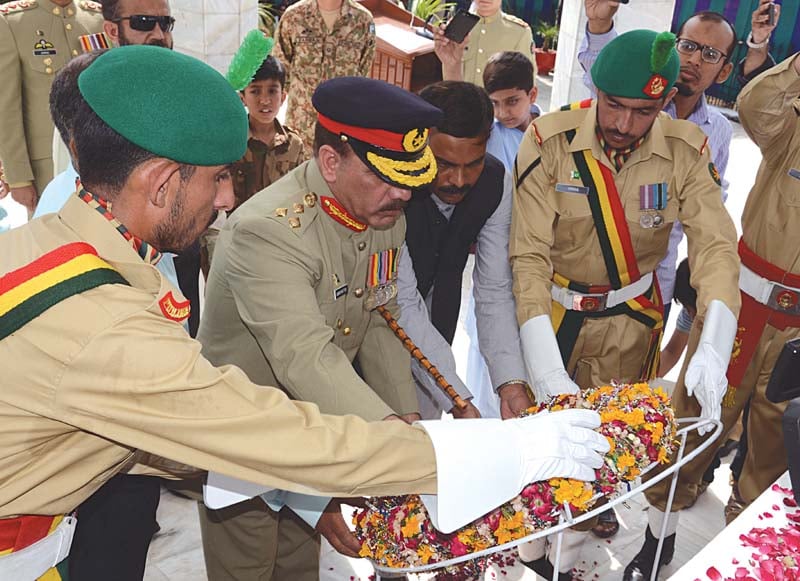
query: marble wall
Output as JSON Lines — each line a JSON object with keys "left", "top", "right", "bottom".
{"left": 170, "top": 0, "right": 259, "bottom": 74}
{"left": 550, "top": 0, "right": 677, "bottom": 110}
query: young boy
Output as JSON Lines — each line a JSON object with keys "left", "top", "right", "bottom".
{"left": 202, "top": 54, "right": 305, "bottom": 275}
{"left": 482, "top": 51, "right": 540, "bottom": 172}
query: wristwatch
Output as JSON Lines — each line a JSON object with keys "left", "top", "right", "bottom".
{"left": 746, "top": 31, "right": 769, "bottom": 49}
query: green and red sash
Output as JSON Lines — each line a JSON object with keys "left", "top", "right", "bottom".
{"left": 723, "top": 240, "right": 800, "bottom": 407}
{"left": 0, "top": 242, "right": 128, "bottom": 341}
{"left": 0, "top": 515, "right": 69, "bottom": 580}
{"left": 552, "top": 101, "right": 663, "bottom": 380}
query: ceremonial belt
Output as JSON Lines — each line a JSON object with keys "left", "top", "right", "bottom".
{"left": 0, "top": 242, "right": 129, "bottom": 341}
{"left": 724, "top": 240, "right": 800, "bottom": 406}
{"left": 551, "top": 101, "right": 664, "bottom": 380}
{"left": 550, "top": 271, "right": 654, "bottom": 312}
{"left": 0, "top": 515, "right": 76, "bottom": 580}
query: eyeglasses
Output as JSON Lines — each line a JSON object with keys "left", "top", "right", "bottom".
{"left": 114, "top": 15, "right": 176, "bottom": 32}
{"left": 675, "top": 38, "right": 727, "bottom": 65}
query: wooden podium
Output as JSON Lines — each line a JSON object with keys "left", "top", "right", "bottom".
{"left": 357, "top": 0, "right": 442, "bottom": 93}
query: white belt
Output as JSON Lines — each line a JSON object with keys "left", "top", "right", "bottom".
{"left": 0, "top": 516, "right": 76, "bottom": 580}
{"left": 739, "top": 264, "right": 800, "bottom": 315}
{"left": 551, "top": 272, "right": 654, "bottom": 312}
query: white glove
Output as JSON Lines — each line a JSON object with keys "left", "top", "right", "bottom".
{"left": 417, "top": 409, "right": 608, "bottom": 532}
{"left": 520, "top": 314, "right": 580, "bottom": 402}
{"left": 685, "top": 300, "right": 737, "bottom": 436}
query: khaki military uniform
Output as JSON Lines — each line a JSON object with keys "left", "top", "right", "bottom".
{"left": 462, "top": 10, "right": 535, "bottom": 87}
{"left": 197, "top": 159, "right": 419, "bottom": 580}
{"left": 0, "top": 194, "right": 438, "bottom": 520}
{"left": 272, "top": 0, "right": 376, "bottom": 149}
{"left": 646, "top": 54, "right": 800, "bottom": 513}
{"left": 510, "top": 101, "right": 740, "bottom": 390}
{"left": 0, "top": 0, "right": 104, "bottom": 195}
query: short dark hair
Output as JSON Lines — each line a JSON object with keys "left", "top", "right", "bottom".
{"left": 677, "top": 11, "right": 738, "bottom": 60}
{"left": 483, "top": 51, "right": 534, "bottom": 94}
{"left": 250, "top": 55, "right": 286, "bottom": 88}
{"left": 50, "top": 50, "right": 107, "bottom": 147}
{"left": 100, "top": 0, "right": 123, "bottom": 21}
{"left": 70, "top": 89, "right": 157, "bottom": 197}
{"left": 312, "top": 123, "right": 352, "bottom": 158}
{"left": 418, "top": 81, "right": 493, "bottom": 140}
{"left": 673, "top": 258, "right": 697, "bottom": 310}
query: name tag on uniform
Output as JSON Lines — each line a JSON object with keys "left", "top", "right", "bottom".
{"left": 334, "top": 284, "right": 348, "bottom": 300}
{"left": 639, "top": 183, "right": 668, "bottom": 210}
{"left": 789, "top": 168, "right": 800, "bottom": 180}
{"left": 555, "top": 183, "right": 589, "bottom": 195}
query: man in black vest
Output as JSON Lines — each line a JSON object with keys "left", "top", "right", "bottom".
{"left": 398, "top": 80, "right": 531, "bottom": 420}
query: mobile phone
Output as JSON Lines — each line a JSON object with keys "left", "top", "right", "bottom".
{"left": 767, "top": 2, "right": 776, "bottom": 26}
{"left": 443, "top": 9, "right": 480, "bottom": 43}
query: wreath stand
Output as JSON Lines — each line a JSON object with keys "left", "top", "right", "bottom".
{"left": 371, "top": 416, "right": 723, "bottom": 581}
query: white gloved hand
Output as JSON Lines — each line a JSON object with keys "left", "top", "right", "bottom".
{"left": 684, "top": 300, "right": 737, "bottom": 436}
{"left": 508, "top": 409, "right": 609, "bottom": 483}
{"left": 520, "top": 314, "right": 580, "bottom": 402}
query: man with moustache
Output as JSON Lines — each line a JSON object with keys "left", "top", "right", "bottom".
{"left": 100, "top": 0, "right": 173, "bottom": 48}
{"left": 511, "top": 30, "right": 740, "bottom": 579}
{"left": 398, "top": 80, "right": 530, "bottom": 421}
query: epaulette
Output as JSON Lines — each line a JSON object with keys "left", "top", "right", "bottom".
{"left": 531, "top": 106, "right": 585, "bottom": 145}
{"left": 78, "top": 0, "right": 102, "bottom": 12}
{"left": 270, "top": 191, "right": 319, "bottom": 235}
{"left": 660, "top": 116, "right": 709, "bottom": 154}
{"left": 502, "top": 13, "right": 529, "bottom": 28}
{"left": 0, "top": 0, "right": 38, "bottom": 15}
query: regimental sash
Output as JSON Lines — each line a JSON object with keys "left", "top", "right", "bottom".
{"left": 723, "top": 240, "right": 800, "bottom": 407}
{"left": 0, "top": 242, "right": 128, "bottom": 340}
{"left": 550, "top": 101, "right": 664, "bottom": 380}
{"left": 0, "top": 514, "right": 68, "bottom": 580}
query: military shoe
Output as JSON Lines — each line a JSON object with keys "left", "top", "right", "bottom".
{"left": 622, "top": 526, "right": 675, "bottom": 581}
{"left": 521, "top": 555, "right": 573, "bottom": 581}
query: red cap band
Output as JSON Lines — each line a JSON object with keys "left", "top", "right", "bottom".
{"left": 317, "top": 113, "right": 405, "bottom": 152}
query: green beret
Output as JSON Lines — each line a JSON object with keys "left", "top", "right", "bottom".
{"left": 591, "top": 29, "right": 680, "bottom": 100}
{"left": 78, "top": 46, "right": 248, "bottom": 165}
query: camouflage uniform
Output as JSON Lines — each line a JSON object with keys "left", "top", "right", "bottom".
{"left": 272, "top": 0, "right": 376, "bottom": 150}
{"left": 0, "top": 0, "right": 104, "bottom": 195}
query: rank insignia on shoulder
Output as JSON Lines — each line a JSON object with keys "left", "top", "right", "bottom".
{"left": 789, "top": 168, "right": 800, "bottom": 181}
{"left": 274, "top": 207, "right": 288, "bottom": 218}
{"left": 288, "top": 217, "right": 301, "bottom": 228}
{"left": 304, "top": 193, "right": 317, "bottom": 207}
{"left": 292, "top": 202, "right": 304, "bottom": 214}
{"left": 159, "top": 291, "right": 191, "bottom": 323}
{"left": 708, "top": 162, "right": 721, "bottom": 186}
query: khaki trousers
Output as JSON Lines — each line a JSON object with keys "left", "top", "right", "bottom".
{"left": 644, "top": 321, "right": 793, "bottom": 512}
{"left": 199, "top": 497, "right": 320, "bottom": 581}
{"left": 31, "top": 157, "right": 54, "bottom": 200}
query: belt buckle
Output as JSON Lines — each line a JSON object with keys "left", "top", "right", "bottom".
{"left": 767, "top": 284, "right": 800, "bottom": 314}
{"left": 572, "top": 293, "right": 607, "bottom": 312}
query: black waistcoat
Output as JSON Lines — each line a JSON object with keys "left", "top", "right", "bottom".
{"left": 405, "top": 154, "right": 505, "bottom": 344}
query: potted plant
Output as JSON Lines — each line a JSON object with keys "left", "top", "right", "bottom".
{"left": 534, "top": 20, "right": 558, "bottom": 75}
{"left": 411, "top": 0, "right": 456, "bottom": 25}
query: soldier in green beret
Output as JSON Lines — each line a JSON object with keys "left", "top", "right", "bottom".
{"left": 510, "top": 29, "right": 741, "bottom": 580}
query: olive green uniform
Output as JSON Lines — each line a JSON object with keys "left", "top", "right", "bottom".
{"left": 462, "top": 10, "right": 535, "bottom": 87}
{"left": 0, "top": 0, "right": 104, "bottom": 195}
{"left": 197, "top": 159, "right": 419, "bottom": 580}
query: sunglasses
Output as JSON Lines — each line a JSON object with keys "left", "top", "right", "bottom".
{"left": 114, "top": 15, "right": 176, "bottom": 32}
{"left": 675, "top": 38, "right": 727, "bottom": 65}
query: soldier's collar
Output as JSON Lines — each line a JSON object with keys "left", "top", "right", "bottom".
{"left": 477, "top": 9, "right": 500, "bottom": 23}
{"left": 320, "top": 196, "right": 367, "bottom": 232}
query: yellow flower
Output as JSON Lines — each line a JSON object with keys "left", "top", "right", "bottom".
{"left": 658, "top": 446, "right": 669, "bottom": 464}
{"left": 401, "top": 515, "right": 421, "bottom": 538}
{"left": 617, "top": 452, "right": 636, "bottom": 473}
{"left": 359, "top": 544, "right": 373, "bottom": 558}
{"left": 418, "top": 543, "right": 436, "bottom": 564}
{"left": 551, "top": 478, "right": 592, "bottom": 508}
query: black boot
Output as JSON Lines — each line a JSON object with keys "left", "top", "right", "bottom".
{"left": 622, "top": 526, "right": 676, "bottom": 581}
{"left": 521, "top": 555, "right": 573, "bottom": 581}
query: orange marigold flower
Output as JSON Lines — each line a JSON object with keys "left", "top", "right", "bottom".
{"left": 617, "top": 452, "right": 636, "bottom": 472}
{"left": 401, "top": 515, "right": 421, "bottom": 538}
{"left": 418, "top": 543, "right": 436, "bottom": 564}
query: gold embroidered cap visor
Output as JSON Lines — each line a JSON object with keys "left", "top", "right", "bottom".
{"left": 348, "top": 137, "right": 438, "bottom": 190}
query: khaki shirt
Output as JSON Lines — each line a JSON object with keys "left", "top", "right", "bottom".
{"left": 510, "top": 101, "right": 741, "bottom": 324}
{"left": 462, "top": 11, "right": 535, "bottom": 87}
{"left": 0, "top": 194, "right": 436, "bottom": 518}
{"left": 199, "top": 159, "right": 419, "bottom": 422}
{"left": 272, "top": 0, "right": 376, "bottom": 149}
{"left": 0, "top": 0, "right": 104, "bottom": 186}
{"left": 232, "top": 120, "right": 306, "bottom": 211}
{"left": 737, "top": 53, "right": 800, "bottom": 275}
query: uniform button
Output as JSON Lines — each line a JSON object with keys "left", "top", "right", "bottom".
{"left": 45, "top": 67, "right": 53, "bottom": 74}
{"left": 357, "top": 241, "right": 366, "bottom": 251}
{"left": 43, "top": 57, "right": 52, "bottom": 65}
{"left": 67, "top": 7, "right": 74, "bottom": 15}
{"left": 476, "top": 68, "right": 481, "bottom": 74}
{"left": 343, "top": 327, "right": 351, "bottom": 336}
{"left": 480, "top": 28, "right": 486, "bottom": 34}
{"left": 478, "top": 48, "right": 483, "bottom": 54}
{"left": 354, "top": 288, "right": 364, "bottom": 298}
{"left": 72, "top": 49, "right": 78, "bottom": 56}
{"left": 65, "top": 23, "right": 72, "bottom": 30}
{"left": 52, "top": 6, "right": 60, "bottom": 14}
{"left": 336, "top": 319, "right": 343, "bottom": 329}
